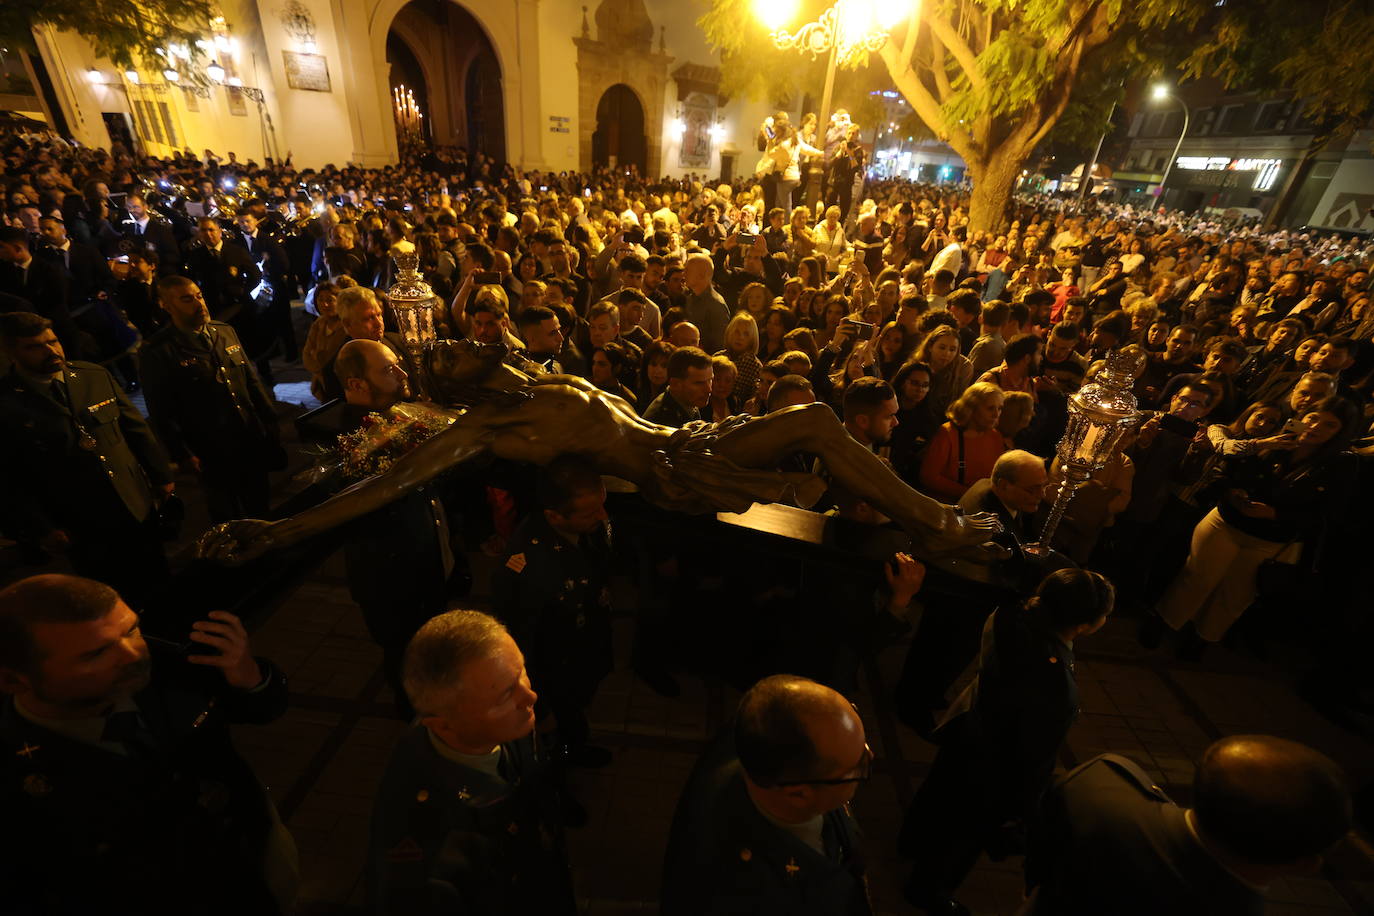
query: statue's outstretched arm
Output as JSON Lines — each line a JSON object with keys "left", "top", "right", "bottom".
{"left": 197, "top": 421, "right": 492, "bottom": 564}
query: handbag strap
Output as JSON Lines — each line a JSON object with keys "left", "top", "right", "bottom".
{"left": 956, "top": 425, "right": 967, "bottom": 485}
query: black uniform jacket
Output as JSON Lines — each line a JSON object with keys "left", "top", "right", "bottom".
{"left": 138, "top": 321, "right": 277, "bottom": 466}
{"left": 0, "top": 362, "right": 173, "bottom": 539}
{"left": 368, "top": 727, "right": 576, "bottom": 916}
{"left": 662, "top": 729, "right": 872, "bottom": 916}
{"left": 1027, "top": 754, "right": 1264, "bottom": 916}
{"left": 0, "top": 638, "right": 290, "bottom": 915}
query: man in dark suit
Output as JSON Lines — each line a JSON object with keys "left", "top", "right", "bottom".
{"left": 895, "top": 450, "right": 1051, "bottom": 739}
{"left": 1026, "top": 736, "right": 1352, "bottom": 916}
{"left": 118, "top": 193, "right": 182, "bottom": 272}
{"left": 139, "top": 276, "right": 282, "bottom": 522}
{"left": 0, "top": 574, "right": 296, "bottom": 915}
{"left": 334, "top": 338, "right": 463, "bottom": 716}
{"left": 0, "top": 226, "right": 83, "bottom": 355}
{"left": 663, "top": 674, "right": 873, "bottom": 915}
{"left": 35, "top": 215, "right": 112, "bottom": 307}
{"left": 184, "top": 217, "right": 262, "bottom": 350}
{"left": 235, "top": 209, "right": 297, "bottom": 360}
{"left": 643, "top": 346, "right": 712, "bottom": 426}
{"left": 112, "top": 249, "right": 166, "bottom": 338}
{"left": 0, "top": 312, "right": 175, "bottom": 607}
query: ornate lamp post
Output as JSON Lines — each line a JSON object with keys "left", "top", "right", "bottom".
{"left": 387, "top": 242, "right": 442, "bottom": 400}
{"left": 1027, "top": 349, "right": 1144, "bottom": 557}
{"left": 757, "top": 0, "right": 912, "bottom": 208}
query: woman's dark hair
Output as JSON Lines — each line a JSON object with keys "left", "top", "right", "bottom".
{"left": 1226, "top": 400, "right": 1282, "bottom": 438}
{"left": 1026, "top": 568, "right": 1114, "bottom": 631}
{"left": 1297, "top": 395, "right": 1361, "bottom": 461}
{"left": 892, "top": 359, "right": 933, "bottom": 395}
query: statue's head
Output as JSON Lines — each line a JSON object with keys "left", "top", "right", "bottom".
{"left": 424, "top": 338, "right": 507, "bottom": 404}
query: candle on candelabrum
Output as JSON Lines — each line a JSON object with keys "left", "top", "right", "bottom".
{"left": 392, "top": 85, "right": 423, "bottom": 144}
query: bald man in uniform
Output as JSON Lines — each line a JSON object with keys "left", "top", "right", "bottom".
{"left": 1026, "top": 735, "right": 1352, "bottom": 915}
{"left": 662, "top": 674, "right": 873, "bottom": 915}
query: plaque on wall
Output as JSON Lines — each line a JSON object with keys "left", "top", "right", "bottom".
{"left": 226, "top": 86, "right": 248, "bottom": 117}
{"left": 283, "top": 51, "right": 331, "bottom": 92}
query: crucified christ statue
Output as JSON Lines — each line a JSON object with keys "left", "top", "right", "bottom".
{"left": 196, "top": 340, "right": 1001, "bottom": 568}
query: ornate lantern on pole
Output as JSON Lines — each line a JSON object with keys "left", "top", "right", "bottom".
{"left": 387, "top": 242, "right": 442, "bottom": 400}
{"left": 1027, "top": 349, "right": 1145, "bottom": 556}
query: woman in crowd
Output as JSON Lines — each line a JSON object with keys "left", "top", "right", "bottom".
{"left": 919, "top": 381, "right": 1007, "bottom": 503}
{"left": 888, "top": 359, "right": 939, "bottom": 484}
{"left": 812, "top": 205, "right": 849, "bottom": 275}
{"left": 899, "top": 569, "right": 1115, "bottom": 915}
{"left": 707, "top": 355, "right": 740, "bottom": 422}
{"left": 873, "top": 321, "right": 911, "bottom": 380}
{"left": 914, "top": 324, "right": 974, "bottom": 420}
{"left": 589, "top": 341, "right": 639, "bottom": 407}
{"left": 787, "top": 207, "right": 816, "bottom": 266}
{"left": 759, "top": 304, "right": 794, "bottom": 363}
{"left": 718, "top": 312, "right": 762, "bottom": 406}
{"left": 1150, "top": 396, "right": 1360, "bottom": 659}
{"left": 637, "top": 340, "right": 674, "bottom": 407}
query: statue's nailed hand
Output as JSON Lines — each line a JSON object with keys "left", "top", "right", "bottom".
{"left": 196, "top": 519, "right": 278, "bottom": 566}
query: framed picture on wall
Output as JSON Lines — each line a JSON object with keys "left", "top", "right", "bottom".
{"left": 283, "top": 51, "right": 331, "bottom": 92}
{"left": 226, "top": 86, "right": 248, "bottom": 117}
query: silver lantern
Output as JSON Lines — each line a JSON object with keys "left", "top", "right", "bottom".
{"left": 387, "top": 242, "right": 442, "bottom": 399}
{"left": 1027, "top": 348, "right": 1145, "bottom": 556}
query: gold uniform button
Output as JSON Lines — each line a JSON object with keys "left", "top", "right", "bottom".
{"left": 739, "top": 848, "right": 752, "bottom": 862}
{"left": 416, "top": 789, "right": 429, "bottom": 802}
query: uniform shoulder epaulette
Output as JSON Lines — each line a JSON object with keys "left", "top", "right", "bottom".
{"left": 1097, "top": 753, "right": 1173, "bottom": 803}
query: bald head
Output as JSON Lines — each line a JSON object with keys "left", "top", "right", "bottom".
{"left": 336, "top": 338, "right": 409, "bottom": 409}
{"left": 684, "top": 253, "right": 714, "bottom": 294}
{"left": 735, "top": 675, "right": 862, "bottom": 788}
{"left": 1194, "top": 735, "right": 1351, "bottom": 865}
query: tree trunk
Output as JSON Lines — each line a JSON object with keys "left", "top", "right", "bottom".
{"left": 967, "top": 151, "right": 1025, "bottom": 235}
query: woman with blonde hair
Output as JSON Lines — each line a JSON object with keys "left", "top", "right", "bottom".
{"left": 918, "top": 381, "right": 1007, "bottom": 502}
{"left": 788, "top": 205, "right": 816, "bottom": 265}
{"left": 914, "top": 324, "right": 974, "bottom": 420}
{"left": 718, "top": 311, "right": 763, "bottom": 404}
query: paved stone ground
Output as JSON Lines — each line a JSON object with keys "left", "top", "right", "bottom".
{"left": 230, "top": 555, "right": 1374, "bottom": 916}
{"left": 8, "top": 317, "right": 1374, "bottom": 914}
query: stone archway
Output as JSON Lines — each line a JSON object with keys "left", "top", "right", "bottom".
{"left": 592, "top": 84, "right": 646, "bottom": 174}
{"left": 386, "top": 1, "right": 507, "bottom": 158}
{"left": 574, "top": 0, "right": 672, "bottom": 176}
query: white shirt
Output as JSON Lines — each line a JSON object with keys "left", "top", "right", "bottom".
{"left": 931, "top": 242, "right": 963, "bottom": 277}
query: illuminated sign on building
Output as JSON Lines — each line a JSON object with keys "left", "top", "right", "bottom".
{"left": 1174, "top": 156, "right": 1282, "bottom": 192}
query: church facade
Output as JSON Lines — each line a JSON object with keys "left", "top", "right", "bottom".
{"left": 32, "top": 0, "right": 783, "bottom": 178}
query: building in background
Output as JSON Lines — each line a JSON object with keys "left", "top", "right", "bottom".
{"left": 1108, "top": 81, "right": 1374, "bottom": 230}
{"left": 23, "top": 0, "right": 792, "bottom": 178}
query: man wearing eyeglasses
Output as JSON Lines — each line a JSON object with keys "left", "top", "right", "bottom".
{"left": 662, "top": 674, "right": 873, "bottom": 915}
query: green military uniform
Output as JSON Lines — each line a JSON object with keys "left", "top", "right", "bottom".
{"left": 0, "top": 360, "right": 173, "bottom": 604}
{"left": 0, "top": 638, "right": 295, "bottom": 915}
{"left": 662, "top": 729, "right": 873, "bottom": 916}
{"left": 139, "top": 320, "right": 282, "bottom": 520}
{"left": 368, "top": 727, "right": 576, "bottom": 915}
{"left": 490, "top": 512, "right": 613, "bottom": 751}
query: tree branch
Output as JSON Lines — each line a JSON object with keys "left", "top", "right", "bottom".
{"left": 927, "top": 11, "right": 986, "bottom": 93}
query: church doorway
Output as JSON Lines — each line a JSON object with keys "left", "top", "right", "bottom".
{"left": 592, "top": 84, "right": 646, "bottom": 175}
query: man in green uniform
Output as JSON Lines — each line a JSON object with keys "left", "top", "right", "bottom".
{"left": 369, "top": 609, "right": 575, "bottom": 915}
{"left": 0, "top": 311, "right": 174, "bottom": 607}
{"left": 0, "top": 574, "right": 295, "bottom": 914}
{"left": 139, "top": 275, "right": 283, "bottom": 521}
{"left": 491, "top": 454, "right": 614, "bottom": 767}
{"left": 662, "top": 674, "right": 874, "bottom": 915}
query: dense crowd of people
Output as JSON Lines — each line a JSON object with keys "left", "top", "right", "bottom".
{"left": 1, "top": 120, "right": 1369, "bottom": 915}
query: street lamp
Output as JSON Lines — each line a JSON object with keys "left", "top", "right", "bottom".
{"left": 757, "top": 0, "right": 912, "bottom": 208}
{"left": 1151, "top": 83, "right": 1190, "bottom": 210}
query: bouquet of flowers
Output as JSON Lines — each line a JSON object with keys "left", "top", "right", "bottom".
{"left": 336, "top": 411, "right": 451, "bottom": 480}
